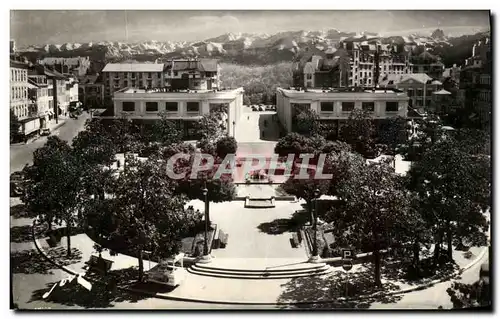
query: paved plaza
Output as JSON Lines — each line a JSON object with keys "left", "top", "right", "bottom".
{"left": 186, "top": 199, "right": 307, "bottom": 260}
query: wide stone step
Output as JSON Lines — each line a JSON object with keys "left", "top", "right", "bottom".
{"left": 194, "top": 261, "right": 327, "bottom": 273}
{"left": 188, "top": 265, "right": 333, "bottom": 279}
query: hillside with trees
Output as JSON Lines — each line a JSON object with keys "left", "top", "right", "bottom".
{"left": 220, "top": 62, "right": 293, "bottom": 105}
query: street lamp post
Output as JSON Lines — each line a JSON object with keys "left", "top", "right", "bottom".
{"left": 309, "top": 188, "right": 321, "bottom": 263}
{"left": 199, "top": 186, "right": 212, "bottom": 263}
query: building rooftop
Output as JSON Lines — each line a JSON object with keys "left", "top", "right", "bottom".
{"left": 279, "top": 87, "right": 408, "bottom": 97}
{"left": 115, "top": 87, "right": 243, "bottom": 94}
{"left": 433, "top": 89, "right": 451, "bottom": 95}
{"left": 39, "top": 57, "right": 88, "bottom": 66}
{"left": 380, "top": 73, "right": 433, "bottom": 86}
{"left": 102, "top": 59, "right": 219, "bottom": 73}
{"left": 102, "top": 63, "right": 165, "bottom": 73}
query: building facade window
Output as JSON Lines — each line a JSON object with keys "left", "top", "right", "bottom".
{"left": 145, "top": 102, "right": 158, "bottom": 112}
{"left": 341, "top": 102, "right": 355, "bottom": 112}
{"left": 386, "top": 101, "right": 399, "bottom": 112}
{"left": 122, "top": 101, "right": 135, "bottom": 112}
{"left": 165, "top": 102, "right": 178, "bottom": 112}
{"left": 186, "top": 102, "right": 200, "bottom": 113}
{"left": 362, "top": 102, "right": 375, "bottom": 112}
{"left": 320, "top": 102, "right": 334, "bottom": 112}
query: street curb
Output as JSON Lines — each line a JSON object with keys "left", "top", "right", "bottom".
{"left": 31, "top": 221, "right": 488, "bottom": 306}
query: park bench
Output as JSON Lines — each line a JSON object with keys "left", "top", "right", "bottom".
{"left": 290, "top": 233, "right": 300, "bottom": 248}
{"left": 219, "top": 230, "right": 229, "bottom": 249}
{"left": 84, "top": 255, "right": 114, "bottom": 275}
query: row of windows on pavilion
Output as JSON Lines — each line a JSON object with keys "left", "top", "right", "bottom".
{"left": 121, "top": 101, "right": 201, "bottom": 113}
{"left": 293, "top": 101, "right": 400, "bottom": 113}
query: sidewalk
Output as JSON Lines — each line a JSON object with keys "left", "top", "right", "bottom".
{"left": 11, "top": 117, "right": 68, "bottom": 146}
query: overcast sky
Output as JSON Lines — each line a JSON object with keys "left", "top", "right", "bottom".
{"left": 10, "top": 10, "right": 491, "bottom": 47}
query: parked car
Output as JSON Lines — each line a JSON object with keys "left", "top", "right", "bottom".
{"left": 251, "top": 106, "right": 258, "bottom": 111}
{"left": 40, "top": 128, "right": 51, "bottom": 136}
{"left": 144, "top": 253, "right": 186, "bottom": 287}
{"left": 10, "top": 171, "right": 25, "bottom": 197}
{"left": 258, "top": 105, "right": 265, "bottom": 111}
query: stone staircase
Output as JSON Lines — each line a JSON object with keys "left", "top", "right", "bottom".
{"left": 188, "top": 258, "right": 333, "bottom": 279}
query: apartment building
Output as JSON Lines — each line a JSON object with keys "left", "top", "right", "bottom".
{"left": 101, "top": 59, "right": 221, "bottom": 99}
{"left": 66, "top": 76, "right": 80, "bottom": 110}
{"left": 292, "top": 48, "right": 351, "bottom": 89}
{"left": 10, "top": 60, "right": 31, "bottom": 136}
{"left": 27, "top": 73, "right": 51, "bottom": 130}
{"left": 341, "top": 39, "right": 413, "bottom": 87}
{"left": 38, "top": 57, "right": 91, "bottom": 77}
{"left": 31, "top": 65, "right": 69, "bottom": 122}
{"left": 78, "top": 75, "right": 105, "bottom": 109}
{"left": 379, "top": 73, "right": 442, "bottom": 112}
{"left": 276, "top": 87, "right": 408, "bottom": 136}
{"left": 97, "top": 87, "right": 244, "bottom": 139}
{"left": 411, "top": 51, "right": 446, "bottom": 80}
{"left": 459, "top": 37, "right": 491, "bottom": 127}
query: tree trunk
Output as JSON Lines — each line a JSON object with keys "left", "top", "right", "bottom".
{"left": 307, "top": 200, "right": 313, "bottom": 225}
{"left": 66, "top": 223, "right": 71, "bottom": 257}
{"left": 137, "top": 249, "right": 144, "bottom": 282}
{"left": 434, "top": 230, "right": 442, "bottom": 264}
{"left": 447, "top": 221, "right": 453, "bottom": 260}
{"left": 374, "top": 246, "right": 382, "bottom": 287}
{"left": 413, "top": 238, "right": 420, "bottom": 267}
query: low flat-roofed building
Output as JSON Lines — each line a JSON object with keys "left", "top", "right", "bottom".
{"left": 276, "top": 87, "right": 409, "bottom": 136}
{"left": 99, "top": 87, "right": 244, "bottom": 139}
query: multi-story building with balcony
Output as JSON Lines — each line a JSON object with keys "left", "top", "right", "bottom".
{"left": 276, "top": 87, "right": 408, "bottom": 137}
{"left": 10, "top": 60, "right": 31, "bottom": 137}
{"left": 458, "top": 37, "right": 491, "bottom": 127}
{"left": 341, "top": 39, "right": 413, "bottom": 87}
{"left": 379, "top": 73, "right": 442, "bottom": 112}
{"left": 27, "top": 73, "right": 51, "bottom": 130}
{"left": 292, "top": 40, "right": 414, "bottom": 90}
{"left": 30, "top": 64, "right": 68, "bottom": 123}
{"left": 66, "top": 76, "right": 80, "bottom": 111}
{"left": 78, "top": 75, "right": 105, "bottom": 109}
{"left": 101, "top": 59, "right": 221, "bottom": 100}
{"left": 38, "top": 57, "right": 91, "bottom": 77}
{"left": 411, "top": 51, "right": 446, "bottom": 80}
{"left": 97, "top": 87, "right": 244, "bottom": 139}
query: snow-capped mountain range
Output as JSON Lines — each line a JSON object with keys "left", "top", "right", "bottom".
{"left": 16, "top": 28, "right": 489, "bottom": 65}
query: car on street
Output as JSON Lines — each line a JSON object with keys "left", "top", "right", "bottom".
{"left": 40, "top": 127, "right": 51, "bottom": 136}
{"left": 251, "top": 105, "right": 258, "bottom": 111}
{"left": 10, "top": 171, "right": 25, "bottom": 197}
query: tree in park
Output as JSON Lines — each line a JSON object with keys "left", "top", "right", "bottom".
{"left": 215, "top": 136, "right": 237, "bottom": 159}
{"left": 407, "top": 136, "right": 490, "bottom": 263}
{"left": 292, "top": 108, "right": 322, "bottom": 136}
{"left": 147, "top": 112, "right": 182, "bottom": 145}
{"left": 22, "top": 136, "right": 82, "bottom": 256}
{"left": 175, "top": 163, "right": 237, "bottom": 204}
{"left": 279, "top": 149, "right": 350, "bottom": 224}
{"left": 72, "top": 119, "right": 116, "bottom": 167}
{"left": 339, "top": 109, "right": 378, "bottom": 158}
{"left": 336, "top": 155, "right": 413, "bottom": 287}
{"left": 106, "top": 157, "right": 200, "bottom": 281}
{"left": 195, "top": 107, "right": 228, "bottom": 143}
{"left": 274, "top": 133, "right": 327, "bottom": 158}
{"left": 10, "top": 109, "right": 20, "bottom": 143}
{"left": 446, "top": 281, "right": 491, "bottom": 309}
{"left": 377, "top": 116, "right": 409, "bottom": 156}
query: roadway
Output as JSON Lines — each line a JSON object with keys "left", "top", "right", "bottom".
{"left": 10, "top": 114, "right": 89, "bottom": 174}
